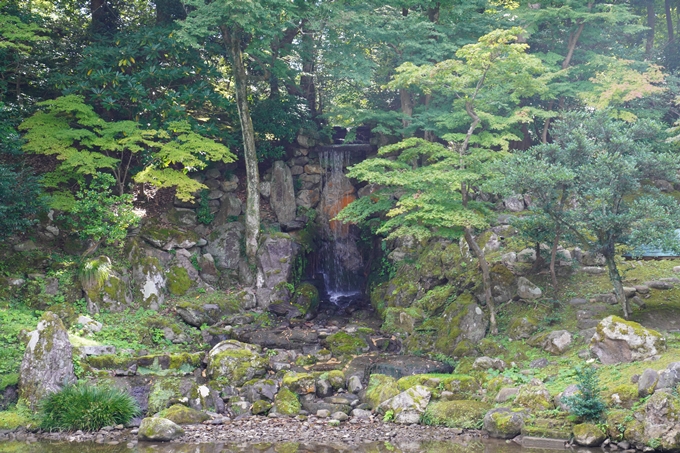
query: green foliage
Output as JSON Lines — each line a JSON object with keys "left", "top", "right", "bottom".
{"left": 19, "top": 95, "right": 235, "bottom": 203}
{"left": 77, "top": 256, "right": 112, "bottom": 289}
{"left": 63, "top": 173, "right": 140, "bottom": 248}
{"left": 383, "top": 409, "right": 395, "bottom": 422}
{"left": 251, "top": 95, "right": 313, "bottom": 162}
{"left": 196, "top": 189, "right": 214, "bottom": 225}
{"left": 0, "top": 163, "right": 44, "bottom": 239}
{"left": 40, "top": 383, "right": 140, "bottom": 431}
{"left": 562, "top": 366, "right": 606, "bottom": 422}
{"left": 0, "top": 308, "right": 41, "bottom": 376}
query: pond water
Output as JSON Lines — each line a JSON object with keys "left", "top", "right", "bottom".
{"left": 0, "top": 440, "right": 595, "bottom": 453}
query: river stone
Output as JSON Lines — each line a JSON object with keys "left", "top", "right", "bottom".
{"left": 484, "top": 407, "right": 526, "bottom": 439}
{"left": 473, "top": 356, "right": 506, "bottom": 371}
{"left": 138, "top": 417, "right": 184, "bottom": 441}
{"left": 19, "top": 312, "right": 76, "bottom": 409}
{"left": 378, "top": 385, "right": 431, "bottom": 424}
{"left": 270, "top": 161, "right": 296, "bottom": 225}
{"left": 517, "top": 277, "right": 542, "bottom": 300}
{"left": 573, "top": 423, "right": 606, "bottom": 446}
{"left": 347, "top": 375, "right": 363, "bottom": 394}
{"left": 638, "top": 368, "right": 659, "bottom": 397}
{"left": 205, "top": 223, "right": 244, "bottom": 270}
{"left": 241, "top": 379, "right": 279, "bottom": 402}
{"left": 206, "top": 340, "right": 267, "bottom": 386}
{"left": 590, "top": 316, "right": 666, "bottom": 365}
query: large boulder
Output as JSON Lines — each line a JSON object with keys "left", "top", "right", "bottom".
{"left": 19, "top": 312, "right": 76, "bottom": 409}
{"left": 204, "top": 223, "right": 245, "bottom": 271}
{"left": 256, "top": 234, "right": 299, "bottom": 308}
{"left": 205, "top": 340, "right": 267, "bottom": 386}
{"left": 422, "top": 400, "right": 492, "bottom": 428}
{"left": 636, "top": 390, "right": 680, "bottom": 450}
{"left": 515, "top": 381, "right": 554, "bottom": 411}
{"left": 433, "top": 294, "right": 488, "bottom": 356}
{"left": 129, "top": 241, "right": 171, "bottom": 309}
{"left": 270, "top": 161, "right": 297, "bottom": 226}
{"left": 484, "top": 407, "right": 527, "bottom": 439}
{"left": 157, "top": 404, "right": 210, "bottom": 425}
{"left": 590, "top": 316, "right": 665, "bottom": 365}
{"left": 378, "top": 385, "right": 431, "bottom": 424}
{"left": 516, "top": 277, "right": 542, "bottom": 300}
{"left": 138, "top": 417, "right": 184, "bottom": 441}
{"left": 573, "top": 423, "right": 606, "bottom": 447}
{"left": 364, "top": 374, "right": 400, "bottom": 409}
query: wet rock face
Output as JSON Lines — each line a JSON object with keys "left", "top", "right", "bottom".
{"left": 19, "top": 312, "right": 76, "bottom": 409}
{"left": 590, "top": 316, "right": 666, "bottom": 365}
{"left": 255, "top": 234, "right": 299, "bottom": 308}
{"left": 204, "top": 223, "right": 244, "bottom": 271}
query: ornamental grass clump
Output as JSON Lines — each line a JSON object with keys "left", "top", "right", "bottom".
{"left": 40, "top": 383, "right": 140, "bottom": 431}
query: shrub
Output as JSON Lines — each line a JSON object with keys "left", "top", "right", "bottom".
{"left": 562, "top": 365, "right": 606, "bottom": 421}
{"left": 40, "top": 383, "right": 140, "bottom": 431}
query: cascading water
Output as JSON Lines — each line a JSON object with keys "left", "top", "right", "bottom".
{"left": 317, "top": 147, "right": 364, "bottom": 305}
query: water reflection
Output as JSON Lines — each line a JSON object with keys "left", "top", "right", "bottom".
{"left": 0, "top": 439, "right": 592, "bottom": 453}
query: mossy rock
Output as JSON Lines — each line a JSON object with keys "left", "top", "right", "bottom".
{"left": 274, "top": 387, "right": 301, "bottom": 416}
{"left": 84, "top": 354, "right": 135, "bottom": 370}
{"left": 478, "top": 338, "right": 505, "bottom": 357}
{"left": 414, "top": 285, "right": 456, "bottom": 315}
{"left": 422, "top": 400, "right": 491, "bottom": 429}
{"left": 452, "top": 339, "right": 479, "bottom": 358}
{"left": 514, "top": 383, "right": 554, "bottom": 411}
{"left": 606, "top": 409, "right": 636, "bottom": 441}
{"left": 573, "top": 422, "right": 606, "bottom": 447}
{"left": 167, "top": 266, "right": 192, "bottom": 296}
{"left": 325, "top": 332, "right": 368, "bottom": 356}
{"left": 326, "top": 370, "right": 345, "bottom": 390}
{"left": 507, "top": 315, "right": 539, "bottom": 340}
{"left": 382, "top": 307, "right": 424, "bottom": 334}
{"left": 607, "top": 384, "right": 639, "bottom": 409}
{"left": 433, "top": 294, "right": 487, "bottom": 357}
{"left": 397, "top": 374, "right": 478, "bottom": 398}
{"left": 292, "top": 283, "right": 319, "bottom": 316}
{"left": 157, "top": 404, "right": 210, "bottom": 425}
{"left": 207, "top": 348, "right": 267, "bottom": 387}
{"left": 138, "top": 417, "right": 185, "bottom": 441}
{"left": 0, "top": 411, "right": 31, "bottom": 430}
{"left": 484, "top": 407, "right": 527, "bottom": 439}
{"left": 364, "top": 374, "right": 400, "bottom": 409}
{"left": 147, "top": 377, "right": 192, "bottom": 414}
{"left": 282, "top": 372, "right": 315, "bottom": 395}
{"left": 521, "top": 417, "right": 574, "bottom": 439}
{"left": 252, "top": 400, "right": 272, "bottom": 415}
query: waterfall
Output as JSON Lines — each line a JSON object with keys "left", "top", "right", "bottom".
{"left": 318, "top": 147, "right": 363, "bottom": 304}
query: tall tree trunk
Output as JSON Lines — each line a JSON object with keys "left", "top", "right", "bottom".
{"left": 647, "top": 0, "right": 656, "bottom": 56}
{"left": 464, "top": 228, "right": 497, "bottom": 335}
{"left": 224, "top": 26, "right": 260, "bottom": 264}
{"left": 400, "top": 89, "right": 414, "bottom": 130}
{"left": 299, "top": 26, "right": 318, "bottom": 116}
{"left": 604, "top": 253, "right": 630, "bottom": 319}
{"left": 666, "top": 0, "right": 675, "bottom": 41}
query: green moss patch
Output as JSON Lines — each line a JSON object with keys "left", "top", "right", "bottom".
{"left": 422, "top": 400, "right": 491, "bottom": 429}
{"left": 157, "top": 404, "right": 209, "bottom": 424}
{"left": 275, "top": 387, "right": 301, "bottom": 416}
{"left": 325, "top": 332, "right": 368, "bottom": 356}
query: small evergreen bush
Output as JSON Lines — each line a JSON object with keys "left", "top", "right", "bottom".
{"left": 562, "top": 365, "right": 606, "bottom": 421}
{"left": 40, "top": 383, "right": 140, "bottom": 431}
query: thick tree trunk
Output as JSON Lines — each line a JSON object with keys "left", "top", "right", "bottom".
{"left": 647, "top": 0, "right": 656, "bottom": 56}
{"left": 666, "top": 0, "right": 675, "bottom": 42}
{"left": 224, "top": 27, "right": 260, "bottom": 264}
{"left": 604, "top": 253, "right": 630, "bottom": 319}
{"left": 464, "top": 228, "right": 497, "bottom": 335}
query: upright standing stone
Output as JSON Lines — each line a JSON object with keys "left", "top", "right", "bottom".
{"left": 19, "top": 312, "right": 76, "bottom": 409}
{"left": 270, "top": 161, "right": 296, "bottom": 225}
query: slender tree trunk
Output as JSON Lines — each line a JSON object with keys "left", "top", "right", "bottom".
{"left": 666, "top": 0, "right": 675, "bottom": 41}
{"left": 224, "top": 26, "right": 260, "bottom": 264}
{"left": 299, "top": 26, "right": 318, "bottom": 116}
{"left": 549, "top": 226, "right": 561, "bottom": 290}
{"left": 464, "top": 228, "right": 497, "bottom": 335}
{"left": 604, "top": 253, "right": 630, "bottom": 319}
{"left": 647, "top": 0, "right": 657, "bottom": 56}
